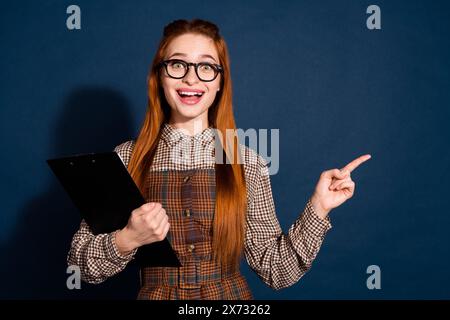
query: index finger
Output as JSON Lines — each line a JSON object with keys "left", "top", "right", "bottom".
{"left": 341, "top": 154, "right": 371, "bottom": 173}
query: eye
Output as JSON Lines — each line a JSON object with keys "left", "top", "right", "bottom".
{"left": 169, "top": 61, "right": 185, "bottom": 69}
{"left": 199, "top": 63, "right": 214, "bottom": 72}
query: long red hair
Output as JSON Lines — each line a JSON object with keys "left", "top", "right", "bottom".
{"left": 127, "top": 19, "right": 247, "bottom": 269}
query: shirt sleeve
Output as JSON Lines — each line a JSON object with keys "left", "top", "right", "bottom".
{"left": 67, "top": 220, "right": 137, "bottom": 284}
{"left": 66, "top": 140, "right": 137, "bottom": 284}
{"left": 244, "top": 151, "right": 332, "bottom": 290}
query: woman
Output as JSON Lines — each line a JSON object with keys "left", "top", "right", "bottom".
{"left": 67, "top": 19, "right": 370, "bottom": 300}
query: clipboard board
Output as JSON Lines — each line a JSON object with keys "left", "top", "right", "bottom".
{"left": 47, "top": 152, "right": 181, "bottom": 267}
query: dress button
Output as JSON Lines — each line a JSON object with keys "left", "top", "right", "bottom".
{"left": 183, "top": 175, "right": 190, "bottom": 183}
{"left": 184, "top": 209, "right": 191, "bottom": 217}
{"left": 187, "top": 244, "right": 195, "bottom": 252}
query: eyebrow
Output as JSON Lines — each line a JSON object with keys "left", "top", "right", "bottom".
{"left": 167, "top": 52, "right": 218, "bottom": 63}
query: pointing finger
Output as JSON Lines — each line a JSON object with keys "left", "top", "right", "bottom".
{"left": 342, "top": 154, "right": 371, "bottom": 173}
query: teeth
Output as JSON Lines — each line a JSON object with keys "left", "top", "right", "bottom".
{"left": 179, "top": 91, "right": 203, "bottom": 96}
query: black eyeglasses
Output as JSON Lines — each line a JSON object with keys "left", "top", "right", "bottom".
{"left": 159, "top": 59, "right": 223, "bottom": 82}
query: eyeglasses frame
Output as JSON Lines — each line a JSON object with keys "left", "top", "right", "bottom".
{"left": 159, "top": 59, "right": 223, "bottom": 82}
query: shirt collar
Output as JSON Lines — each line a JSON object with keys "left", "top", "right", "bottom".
{"left": 160, "top": 123, "right": 215, "bottom": 148}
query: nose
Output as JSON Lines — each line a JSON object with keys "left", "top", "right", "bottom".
{"left": 182, "top": 65, "right": 199, "bottom": 85}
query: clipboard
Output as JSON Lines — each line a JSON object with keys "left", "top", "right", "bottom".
{"left": 47, "top": 152, "right": 181, "bottom": 267}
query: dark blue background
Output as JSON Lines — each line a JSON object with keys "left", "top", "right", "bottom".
{"left": 1, "top": 0, "right": 449, "bottom": 299}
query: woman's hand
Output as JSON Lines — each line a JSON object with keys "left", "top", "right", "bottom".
{"left": 310, "top": 154, "right": 371, "bottom": 219}
{"left": 115, "top": 202, "right": 170, "bottom": 255}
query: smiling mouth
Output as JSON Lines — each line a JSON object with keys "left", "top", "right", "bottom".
{"left": 176, "top": 90, "right": 204, "bottom": 98}
{"left": 176, "top": 89, "right": 205, "bottom": 105}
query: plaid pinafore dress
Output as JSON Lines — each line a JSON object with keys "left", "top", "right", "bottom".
{"left": 134, "top": 133, "right": 253, "bottom": 300}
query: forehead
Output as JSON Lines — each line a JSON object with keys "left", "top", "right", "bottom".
{"left": 165, "top": 33, "right": 219, "bottom": 60}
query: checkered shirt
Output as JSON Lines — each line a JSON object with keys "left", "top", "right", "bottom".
{"left": 67, "top": 123, "right": 332, "bottom": 298}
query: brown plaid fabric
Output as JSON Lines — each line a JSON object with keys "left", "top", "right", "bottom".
{"left": 137, "top": 169, "right": 252, "bottom": 299}
{"left": 67, "top": 123, "right": 332, "bottom": 299}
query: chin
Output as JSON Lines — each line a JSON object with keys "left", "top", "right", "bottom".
{"left": 174, "top": 104, "right": 208, "bottom": 119}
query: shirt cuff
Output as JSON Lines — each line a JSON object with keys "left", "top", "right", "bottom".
{"left": 301, "top": 199, "right": 332, "bottom": 238}
{"left": 105, "top": 231, "right": 137, "bottom": 263}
